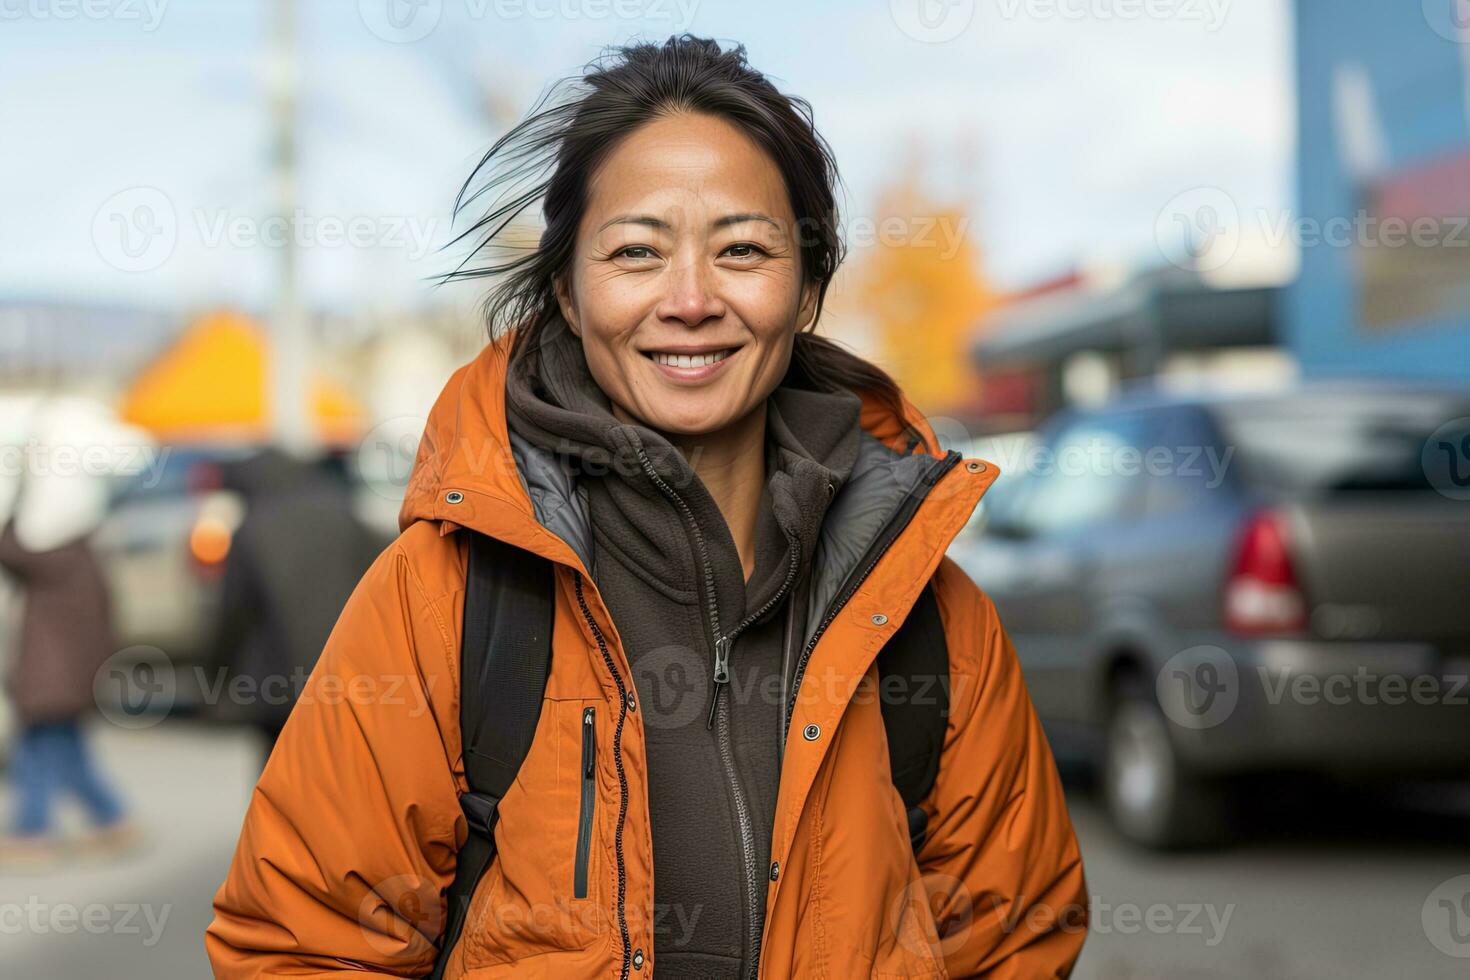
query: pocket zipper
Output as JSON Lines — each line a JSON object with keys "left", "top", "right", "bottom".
{"left": 574, "top": 705, "right": 596, "bottom": 899}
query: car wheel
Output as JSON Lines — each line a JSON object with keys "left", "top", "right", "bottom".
{"left": 1103, "top": 676, "right": 1229, "bottom": 849}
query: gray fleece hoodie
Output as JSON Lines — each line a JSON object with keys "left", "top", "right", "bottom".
{"left": 504, "top": 323, "right": 863, "bottom": 979}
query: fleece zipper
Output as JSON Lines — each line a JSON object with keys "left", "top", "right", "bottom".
{"left": 635, "top": 447, "right": 800, "bottom": 980}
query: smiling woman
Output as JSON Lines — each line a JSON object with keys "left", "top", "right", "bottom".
{"left": 206, "top": 33, "right": 1088, "bottom": 980}
{"left": 558, "top": 112, "right": 806, "bottom": 435}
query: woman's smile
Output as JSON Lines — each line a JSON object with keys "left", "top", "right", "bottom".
{"left": 642, "top": 344, "right": 742, "bottom": 384}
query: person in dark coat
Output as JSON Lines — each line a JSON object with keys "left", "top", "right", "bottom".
{"left": 0, "top": 519, "right": 133, "bottom": 862}
{"left": 208, "top": 447, "right": 382, "bottom": 761}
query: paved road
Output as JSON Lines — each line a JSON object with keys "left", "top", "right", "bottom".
{"left": 4, "top": 725, "right": 1468, "bottom": 978}
{"left": 0, "top": 722, "right": 258, "bottom": 979}
{"left": 1068, "top": 779, "right": 1470, "bottom": 979}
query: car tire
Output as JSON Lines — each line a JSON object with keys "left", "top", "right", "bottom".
{"left": 1102, "top": 674, "right": 1230, "bottom": 849}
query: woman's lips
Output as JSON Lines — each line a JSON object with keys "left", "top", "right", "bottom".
{"left": 644, "top": 346, "right": 739, "bottom": 383}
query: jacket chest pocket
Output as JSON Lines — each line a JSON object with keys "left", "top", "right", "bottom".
{"left": 463, "top": 696, "right": 608, "bottom": 967}
{"left": 541, "top": 696, "right": 604, "bottom": 906}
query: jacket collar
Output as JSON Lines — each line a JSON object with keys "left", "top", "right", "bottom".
{"left": 399, "top": 329, "right": 989, "bottom": 629}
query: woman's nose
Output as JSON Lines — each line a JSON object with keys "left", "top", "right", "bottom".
{"left": 656, "top": 257, "right": 725, "bottom": 327}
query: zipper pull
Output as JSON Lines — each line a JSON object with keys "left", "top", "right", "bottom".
{"left": 706, "top": 634, "right": 732, "bottom": 730}
{"left": 582, "top": 707, "right": 595, "bottom": 778}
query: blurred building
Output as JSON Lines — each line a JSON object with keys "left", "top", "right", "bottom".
{"left": 119, "top": 311, "right": 366, "bottom": 448}
{"left": 1291, "top": 0, "right": 1470, "bottom": 382}
{"left": 0, "top": 301, "right": 179, "bottom": 390}
{"left": 971, "top": 266, "right": 1284, "bottom": 429}
{"left": 971, "top": 1, "right": 1470, "bottom": 431}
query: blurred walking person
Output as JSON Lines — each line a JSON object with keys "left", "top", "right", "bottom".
{"left": 208, "top": 447, "right": 381, "bottom": 763}
{"left": 0, "top": 398, "right": 145, "bottom": 869}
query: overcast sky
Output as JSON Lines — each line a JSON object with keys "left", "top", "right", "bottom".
{"left": 0, "top": 0, "right": 1292, "bottom": 313}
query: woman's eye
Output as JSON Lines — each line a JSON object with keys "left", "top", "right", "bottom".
{"left": 615, "top": 245, "right": 656, "bottom": 260}
{"left": 723, "top": 242, "right": 766, "bottom": 260}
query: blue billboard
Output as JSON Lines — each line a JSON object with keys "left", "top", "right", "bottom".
{"left": 1289, "top": 0, "right": 1470, "bottom": 380}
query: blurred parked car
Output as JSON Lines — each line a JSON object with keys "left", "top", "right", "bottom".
{"left": 950, "top": 382, "right": 1470, "bottom": 848}
{"left": 90, "top": 445, "right": 396, "bottom": 713}
{"left": 88, "top": 446, "right": 252, "bottom": 713}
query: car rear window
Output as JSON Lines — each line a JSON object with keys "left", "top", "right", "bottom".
{"left": 1213, "top": 393, "right": 1470, "bottom": 494}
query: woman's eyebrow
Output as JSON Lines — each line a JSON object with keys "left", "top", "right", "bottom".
{"left": 712, "top": 212, "right": 780, "bottom": 230}
{"left": 597, "top": 212, "right": 780, "bottom": 233}
{"left": 599, "top": 214, "right": 669, "bottom": 233}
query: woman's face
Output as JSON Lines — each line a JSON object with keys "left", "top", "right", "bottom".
{"left": 555, "top": 111, "right": 817, "bottom": 437}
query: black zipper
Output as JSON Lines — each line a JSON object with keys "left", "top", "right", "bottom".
{"left": 633, "top": 450, "right": 728, "bottom": 726}
{"left": 711, "top": 541, "right": 802, "bottom": 728}
{"left": 573, "top": 575, "right": 631, "bottom": 980}
{"left": 782, "top": 450, "right": 963, "bottom": 740}
{"left": 574, "top": 705, "right": 596, "bottom": 900}
{"left": 635, "top": 447, "right": 797, "bottom": 980}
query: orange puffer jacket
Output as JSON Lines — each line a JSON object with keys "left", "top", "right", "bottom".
{"left": 205, "top": 335, "right": 1089, "bottom": 978}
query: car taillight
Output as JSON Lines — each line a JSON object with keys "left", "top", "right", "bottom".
{"left": 189, "top": 516, "right": 232, "bottom": 578}
{"left": 1224, "top": 509, "right": 1307, "bottom": 635}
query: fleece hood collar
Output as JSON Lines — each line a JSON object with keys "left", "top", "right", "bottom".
{"left": 501, "top": 322, "right": 862, "bottom": 613}
{"left": 399, "top": 328, "right": 991, "bottom": 631}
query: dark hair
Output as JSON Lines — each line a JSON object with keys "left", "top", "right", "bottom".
{"left": 439, "top": 34, "right": 915, "bottom": 429}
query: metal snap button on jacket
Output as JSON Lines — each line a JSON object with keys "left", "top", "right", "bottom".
{"left": 802, "top": 724, "right": 821, "bottom": 741}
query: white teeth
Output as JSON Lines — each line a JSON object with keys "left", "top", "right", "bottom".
{"left": 651, "top": 349, "right": 732, "bottom": 368}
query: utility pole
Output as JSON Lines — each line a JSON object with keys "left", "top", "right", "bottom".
{"left": 268, "top": 0, "right": 312, "bottom": 454}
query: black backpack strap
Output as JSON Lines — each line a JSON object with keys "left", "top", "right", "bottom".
{"left": 877, "top": 582, "right": 950, "bottom": 854}
{"left": 429, "top": 531, "right": 556, "bottom": 980}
